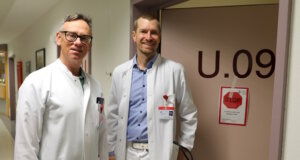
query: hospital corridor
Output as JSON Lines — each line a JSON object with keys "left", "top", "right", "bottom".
{"left": 0, "top": 0, "right": 300, "bottom": 160}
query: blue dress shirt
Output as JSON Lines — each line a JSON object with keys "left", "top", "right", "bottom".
{"left": 126, "top": 54, "right": 158, "bottom": 142}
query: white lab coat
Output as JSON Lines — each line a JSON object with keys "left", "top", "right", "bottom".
{"left": 14, "top": 59, "right": 107, "bottom": 160}
{"left": 107, "top": 55, "right": 198, "bottom": 160}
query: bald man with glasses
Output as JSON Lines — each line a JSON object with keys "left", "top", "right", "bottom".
{"left": 14, "top": 13, "right": 106, "bottom": 160}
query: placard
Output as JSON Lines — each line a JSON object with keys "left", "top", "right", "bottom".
{"left": 36, "top": 48, "right": 45, "bottom": 70}
{"left": 219, "top": 87, "right": 249, "bottom": 126}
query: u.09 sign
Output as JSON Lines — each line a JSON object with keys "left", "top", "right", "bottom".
{"left": 198, "top": 49, "right": 275, "bottom": 79}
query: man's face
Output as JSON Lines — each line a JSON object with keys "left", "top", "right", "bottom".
{"left": 56, "top": 19, "right": 92, "bottom": 67}
{"left": 132, "top": 18, "right": 160, "bottom": 57}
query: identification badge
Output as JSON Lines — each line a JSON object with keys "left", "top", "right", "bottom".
{"left": 159, "top": 106, "right": 175, "bottom": 120}
{"left": 159, "top": 93, "right": 175, "bottom": 120}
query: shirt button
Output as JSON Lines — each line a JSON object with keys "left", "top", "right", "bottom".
{"left": 138, "top": 124, "right": 140, "bottom": 126}
{"left": 142, "top": 98, "right": 144, "bottom": 101}
{"left": 140, "top": 111, "right": 142, "bottom": 113}
{"left": 143, "top": 85, "right": 145, "bottom": 87}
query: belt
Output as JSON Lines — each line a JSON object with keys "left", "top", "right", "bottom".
{"left": 128, "top": 142, "right": 149, "bottom": 150}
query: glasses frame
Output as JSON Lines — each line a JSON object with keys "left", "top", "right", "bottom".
{"left": 60, "top": 31, "right": 93, "bottom": 44}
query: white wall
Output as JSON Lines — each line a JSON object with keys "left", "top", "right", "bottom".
{"left": 8, "top": 0, "right": 130, "bottom": 102}
{"left": 282, "top": 0, "right": 300, "bottom": 159}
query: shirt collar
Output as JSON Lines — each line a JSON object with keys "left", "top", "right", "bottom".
{"left": 133, "top": 53, "right": 158, "bottom": 70}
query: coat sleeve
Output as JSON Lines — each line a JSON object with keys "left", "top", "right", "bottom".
{"left": 176, "top": 67, "right": 198, "bottom": 151}
{"left": 14, "top": 79, "right": 45, "bottom": 160}
{"left": 106, "top": 70, "right": 119, "bottom": 154}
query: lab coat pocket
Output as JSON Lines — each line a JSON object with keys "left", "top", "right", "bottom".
{"left": 159, "top": 93, "right": 175, "bottom": 120}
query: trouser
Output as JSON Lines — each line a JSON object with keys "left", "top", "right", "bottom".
{"left": 126, "top": 142, "right": 150, "bottom": 160}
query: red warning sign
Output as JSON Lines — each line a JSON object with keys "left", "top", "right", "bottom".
{"left": 219, "top": 87, "right": 249, "bottom": 126}
{"left": 223, "top": 92, "right": 242, "bottom": 109}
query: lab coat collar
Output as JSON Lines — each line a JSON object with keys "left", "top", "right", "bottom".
{"left": 150, "top": 54, "right": 161, "bottom": 70}
{"left": 56, "top": 59, "right": 86, "bottom": 82}
{"left": 56, "top": 59, "right": 74, "bottom": 79}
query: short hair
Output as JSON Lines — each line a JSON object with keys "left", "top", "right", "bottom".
{"left": 63, "top": 13, "right": 92, "bottom": 32}
{"left": 133, "top": 15, "right": 161, "bottom": 33}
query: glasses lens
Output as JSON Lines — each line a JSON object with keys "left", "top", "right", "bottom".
{"left": 65, "top": 32, "right": 77, "bottom": 42}
{"left": 80, "top": 36, "right": 92, "bottom": 43}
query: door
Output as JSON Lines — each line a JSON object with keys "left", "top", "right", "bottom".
{"left": 161, "top": 5, "right": 278, "bottom": 160}
{"left": 8, "top": 57, "right": 15, "bottom": 120}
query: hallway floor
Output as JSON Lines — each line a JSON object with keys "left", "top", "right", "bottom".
{"left": 0, "top": 115, "right": 14, "bottom": 160}
{"left": 0, "top": 99, "right": 15, "bottom": 160}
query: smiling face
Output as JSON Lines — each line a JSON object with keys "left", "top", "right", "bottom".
{"left": 56, "top": 19, "right": 92, "bottom": 72}
{"left": 132, "top": 17, "right": 161, "bottom": 58}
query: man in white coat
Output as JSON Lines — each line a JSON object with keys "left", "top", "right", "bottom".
{"left": 107, "top": 15, "right": 198, "bottom": 160}
{"left": 14, "top": 13, "right": 106, "bottom": 160}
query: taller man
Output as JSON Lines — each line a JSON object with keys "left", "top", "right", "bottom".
{"left": 107, "top": 15, "right": 198, "bottom": 160}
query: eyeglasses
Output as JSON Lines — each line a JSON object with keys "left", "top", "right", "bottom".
{"left": 60, "top": 31, "right": 93, "bottom": 44}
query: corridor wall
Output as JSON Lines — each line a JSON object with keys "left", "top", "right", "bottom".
{"left": 7, "top": 0, "right": 130, "bottom": 103}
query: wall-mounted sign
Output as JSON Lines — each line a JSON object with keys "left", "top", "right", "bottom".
{"left": 198, "top": 49, "right": 275, "bottom": 79}
{"left": 219, "top": 86, "right": 249, "bottom": 126}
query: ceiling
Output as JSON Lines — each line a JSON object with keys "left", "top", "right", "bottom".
{"left": 0, "top": 0, "right": 279, "bottom": 44}
{"left": 0, "top": 0, "right": 61, "bottom": 44}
